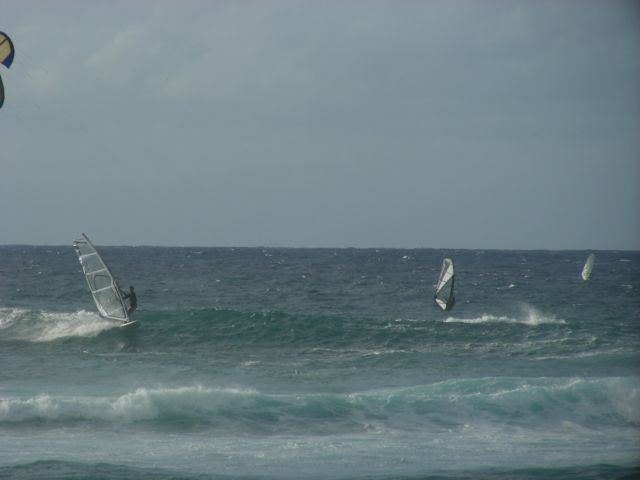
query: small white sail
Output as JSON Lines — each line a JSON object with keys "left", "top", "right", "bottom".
{"left": 581, "top": 253, "right": 595, "bottom": 281}
{"left": 434, "top": 257, "right": 455, "bottom": 311}
{"left": 73, "top": 233, "right": 129, "bottom": 323}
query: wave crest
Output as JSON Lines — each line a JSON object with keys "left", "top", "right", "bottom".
{"left": 445, "top": 305, "right": 564, "bottom": 326}
{"left": 2, "top": 377, "right": 637, "bottom": 433}
{"left": 0, "top": 309, "right": 116, "bottom": 342}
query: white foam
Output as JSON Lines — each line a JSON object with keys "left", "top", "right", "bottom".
{"left": 444, "top": 314, "right": 513, "bottom": 324}
{"left": 0, "top": 307, "right": 28, "bottom": 329}
{"left": 5, "top": 310, "right": 116, "bottom": 342}
{"left": 0, "top": 386, "right": 261, "bottom": 423}
{"left": 360, "top": 348, "right": 408, "bottom": 357}
{"left": 520, "top": 305, "right": 565, "bottom": 325}
{"left": 242, "top": 360, "right": 261, "bottom": 367}
{"left": 444, "top": 306, "right": 564, "bottom": 326}
{"left": 37, "top": 310, "right": 116, "bottom": 341}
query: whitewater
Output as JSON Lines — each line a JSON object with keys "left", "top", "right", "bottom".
{"left": 1, "top": 246, "right": 638, "bottom": 479}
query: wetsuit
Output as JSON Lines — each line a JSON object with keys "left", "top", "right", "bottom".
{"left": 122, "top": 290, "right": 137, "bottom": 315}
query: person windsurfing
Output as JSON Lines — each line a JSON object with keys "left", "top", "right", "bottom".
{"left": 121, "top": 286, "right": 137, "bottom": 316}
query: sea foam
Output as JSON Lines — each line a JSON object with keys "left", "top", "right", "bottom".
{"left": 0, "top": 309, "right": 116, "bottom": 342}
{"left": 2, "top": 377, "right": 637, "bottom": 432}
{"left": 445, "top": 305, "right": 565, "bottom": 326}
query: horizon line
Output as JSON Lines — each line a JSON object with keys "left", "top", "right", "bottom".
{"left": 0, "top": 243, "right": 638, "bottom": 253}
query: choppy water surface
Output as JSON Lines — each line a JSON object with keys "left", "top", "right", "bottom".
{"left": 1, "top": 246, "right": 638, "bottom": 479}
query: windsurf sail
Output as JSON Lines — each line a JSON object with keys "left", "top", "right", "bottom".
{"left": 434, "top": 257, "right": 455, "bottom": 311}
{"left": 581, "top": 253, "right": 595, "bottom": 281}
{"left": 73, "top": 233, "right": 129, "bottom": 323}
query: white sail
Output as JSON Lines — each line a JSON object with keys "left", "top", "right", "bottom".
{"left": 73, "top": 233, "right": 129, "bottom": 322}
{"left": 581, "top": 253, "right": 595, "bottom": 281}
{"left": 434, "top": 257, "right": 455, "bottom": 311}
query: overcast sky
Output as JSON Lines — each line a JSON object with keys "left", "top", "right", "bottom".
{"left": 1, "top": 0, "right": 638, "bottom": 249}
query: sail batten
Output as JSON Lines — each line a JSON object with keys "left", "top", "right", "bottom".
{"left": 434, "top": 257, "right": 455, "bottom": 311}
{"left": 73, "top": 233, "right": 129, "bottom": 323}
{"left": 94, "top": 285, "right": 114, "bottom": 293}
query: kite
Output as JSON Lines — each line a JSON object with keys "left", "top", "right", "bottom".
{"left": 0, "top": 31, "right": 16, "bottom": 109}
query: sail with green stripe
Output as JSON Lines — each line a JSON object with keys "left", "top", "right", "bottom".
{"left": 581, "top": 253, "right": 595, "bottom": 281}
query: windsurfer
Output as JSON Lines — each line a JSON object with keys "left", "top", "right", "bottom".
{"left": 445, "top": 296, "right": 455, "bottom": 311}
{"left": 121, "top": 286, "right": 137, "bottom": 316}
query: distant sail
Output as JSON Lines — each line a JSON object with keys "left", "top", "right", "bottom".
{"left": 73, "top": 233, "right": 129, "bottom": 323}
{"left": 434, "top": 257, "right": 455, "bottom": 311}
{"left": 581, "top": 253, "right": 595, "bottom": 281}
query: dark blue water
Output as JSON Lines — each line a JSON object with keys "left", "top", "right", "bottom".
{"left": 1, "top": 246, "right": 639, "bottom": 479}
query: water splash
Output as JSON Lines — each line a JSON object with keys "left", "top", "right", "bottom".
{"left": 444, "top": 305, "right": 565, "bottom": 326}
{"left": 0, "top": 309, "right": 116, "bottom": 342}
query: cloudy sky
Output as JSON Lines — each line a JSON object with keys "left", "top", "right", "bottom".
{"left": 1, "top": 0, "right": 638, "bottom": 249}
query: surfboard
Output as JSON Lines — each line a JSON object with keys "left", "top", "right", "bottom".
{"left": 120, "top": 320, "right": 140, "bottom": 329}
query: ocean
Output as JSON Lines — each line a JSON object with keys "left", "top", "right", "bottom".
{"left": 0, "top": 246, "right": 638, "bottom": 479}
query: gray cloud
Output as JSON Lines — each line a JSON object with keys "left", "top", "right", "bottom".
{"left": 1, "top": 0, "right": 638, "bottom": 248}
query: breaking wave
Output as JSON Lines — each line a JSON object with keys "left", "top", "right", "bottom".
{"left": 1, "top": 377, "right": 638, "bottom": 434}
{"left": 0, "top": 308, "right": 116, "bottom": 342}
{"left": 444, "top": 305, "right": 565, "bottom": 326}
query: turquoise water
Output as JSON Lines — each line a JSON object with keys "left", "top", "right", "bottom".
{"left": 1, "top": 246, "right": 639, "bottom": 479}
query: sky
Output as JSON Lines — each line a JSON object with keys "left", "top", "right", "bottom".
{"left": 0, "top": 0, "right": 639, "bottom": 249}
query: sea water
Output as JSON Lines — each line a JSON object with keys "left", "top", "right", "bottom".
{"left": 0, "top": 246, "right": 638, "bottom": 479}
